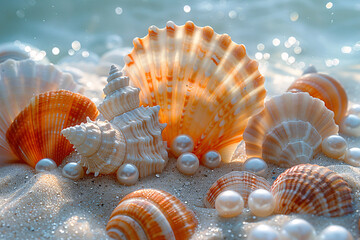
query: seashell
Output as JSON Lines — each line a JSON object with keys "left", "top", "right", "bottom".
{"left": 288, "top": 72, "right": 348, "bottom": 124}
{"left": 204, "top": 171, "right": 271, "bottom": 208}
{"left": 6, "top": 90, "right": 99, "bottom": 167}
{"left": 123, "top": 21, "right": 266, "bottom": 163}
{"left": 271, "top": 164, "right": 353, "bottom": 217}
{"left": 0, "top": 41, "right": 49, "bottom": 63}
{"left": 0, "top": 59, "right": 83, "bottom": 163}
{"left": 243, "top": 92, "right": 339, "bottom": 167}
{"left": 106, "top": 188, "right": 198, "bottom": 240}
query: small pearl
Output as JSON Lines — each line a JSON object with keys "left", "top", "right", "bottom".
{"left": 319, "top": 225, "right": 353, "bottom": 240}
{"left": 248, "top": 224, "right": 280, "bottom": 240}
{"left": 248, "top": 189, "right": 275, "bottom": 217}
{"left": 340, "top": 114, "right": 360, "bottom": 137}
{"left": 201, "top": 150, "right": 221, "bottom": 169}
{"left": 344, "top": 147, "right": 360, "bottom": 167}
{"left": 116, "top": 163, "right": 139, "bottom": 186}
{"left": 215, "top": 190, "right": 244, "bottom": 218}
{"left": 348, "top": 104, "right": 360, "bottom": 117}
{"left": 243, "top": 157, "right": 268, "bottom": 177}
{"left": 171, "top": 134, "right": 194, "bottom": 157}
{"left": 35, "top": 158, "right": 57, "bottom": 172}
{"left": 177, "top": 153, "right": 199, "bottom": 175}
{"left": 321, "top": 135, "right": 347, "bottom": 159}
{"left": 62, "top": 162, "right": 84, "bottom": 181}
{"left": 281, "top": 219, "right": 316, "bottom": 240}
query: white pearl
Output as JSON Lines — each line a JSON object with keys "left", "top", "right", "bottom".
{"left": 340, "top": 114, "right": 360, "bottom": 137}
{"left": 248, "top": 189, "right": 275, "bottom": 217}
{"left": 243, "top": 157, "right": 268, "bottom": 177}
{"left": 176, "top": 153, "right": 199, "bottom": 175}
{"left": 321, "top": 135, "right": 347, "bottom": 159}
{"left": 344, "top": 147, "right": 360, "bottom": 167}
{"left": 348, "top": 104, "right": 360, "bottom": 117}
{"left": 215, "top": 190, "right": 244, "bottom": 218}
{"left": 35, "top": 158, "right": 57, "bottom": 172}
{"left": 116, "top": 163, "right": 139, "bottom": 186}
{"left": 62, "top": 162, "right": 84, "bottom": 181}
{"left": 171, "top": 134, "right": 194, "bottom": 157}
{"left": 281, "top": 218, "right": 316, "bottom": 240}
{"left": 319, "top": 225, "right": 353, "bottom": 240}
{"left": 248, "top": 224, "right": 280, "bottom": 240}
{"left": 201, "top": 150, "right": 221, "bottom": 169}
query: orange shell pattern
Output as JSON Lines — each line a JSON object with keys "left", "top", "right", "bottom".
{"left": 271, "top": 164, "right": 353, "bottom": 217}
{"left": 6, "top": 90, "right": 99, "bottom": 167}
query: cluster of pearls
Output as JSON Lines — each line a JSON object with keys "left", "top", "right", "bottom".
{"left": 116, "top": 163, "right": 139, "bottom": 185}
{"left": 35, "top": 158, "right": 57, "bottom": 172}
{"left": 62, "top": 162, "right": 84, "bottom": 181}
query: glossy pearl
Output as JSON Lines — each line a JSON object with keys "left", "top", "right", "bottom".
{"left": 62, "top": 162, "right": 84, "bottom": 181}
{"left": 344, "top": 147, "right": 360, "bottom": 167}
{"left": 116, "top": 163, "right": 139, "bottom": 186}
{"left": 177, "top": 153, "right": 199, "bottom": 175}
{"left": 215, "top": 190, "right": 244, "bottom": 218}
{"left": 201, "top": 150, "right": 221, "bottom": 169}
{"left": 248, "top": 189, "right": 275, "bottom": 217}
{"left": 348, "top": 104, "right": 360, "bottom": 117}
{"left": 281, "top": 219, "right": 316, "bottom": 240}
{"left": 171, "top": 134, "right": 194, "bottom": 157}
{"left": 321, "top": 135, "right": 347, "bottom": 159}
{"left": 35, "top": 158, "right": 57, "bottom": 172}
{"left": 243, "top": 157, "right": 268, "bottom": 177}
{"left": 248, "top": 224, "right": 280, "bottom": 240}
{"left": 319, "top": 225, "right": 353, "bottom": 240}
{"left": 340, "top": 114, "right": 360, "bottom": 137}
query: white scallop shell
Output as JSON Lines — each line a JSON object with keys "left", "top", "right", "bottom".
{"left": 0, "top": 41, "right": 49, "bottom": 63}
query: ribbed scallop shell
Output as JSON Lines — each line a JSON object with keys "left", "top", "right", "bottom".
{"left": 61, "top": 118, "right": 126, "bottom": 176}
{"left": 5, "top": 90, "right": 99, "bottom": 167}
{"left": 271, "top": 164, "right": 353, "bottom": 217}
{"left": 243, "top": 92, "right": 339, "bottom": 167}
{"left": 106, "top": 189, "right": 198, "bottom": 240}
{"left": 288, "top": 72, "right": 348, "bottom": 124}
{"left": 0, "top": 42, "right": 48, "bottom": 63}
{"left": 204, "top": 171, "right": 271, "bottom": 208}
{"left": 123, "top": 21, "right": 266, "bottom": 162}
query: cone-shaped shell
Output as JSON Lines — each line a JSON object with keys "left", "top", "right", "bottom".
{"left": 123, "top": 21, "right": 266, "bottom": 162}
{"left": 204, "top": 171, "right": 271, "bottom": 208}
{"left": 243, "top": 92, "right": 339, "bottom": 167}
{"left": 106, "top": 189, "right": 198, "bottom": 240}
{"left": 6, "top": 90, "right": 99, "bottom": 167}
{"left": 271, "top": 164, "right": 353, "bottom": 217}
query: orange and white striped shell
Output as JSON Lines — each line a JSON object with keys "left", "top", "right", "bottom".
{"left": 271, "top": 164, "right": 353, "bottom": 217}
{"left": 204, "top": 171, "right": 271, "bottom": 208}
{"left": 123, "top": 21, "right": 266, "bottom": 163}
{"left": 106, "top": 188, "right": 198, "bottom": 240}
{"left": 6, "top": 90, "right": 99, "bottom": 167}
{"left": 243, "top": 92, "right": 339, "bottom": 167}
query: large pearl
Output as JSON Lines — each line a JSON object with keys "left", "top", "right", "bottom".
{"left": 116, "top": 163, "right": 139, "bottom": 186}
{"left": 321, "top": 135, "right": 347, "bottom": 159}
{"left": 201, "top": 150, "right": 221, "bottom": 169}
{"left": 176, "top": 153, "right": 199, "bottom": 175}
{"left": 243, "top": 157, "right": 268, "bottom": 177}
{"left": 281, "top": 218, "right": 316, "bottom": 240}
{"left": 248, "top": 189, "right": 275, "bottom": 217}
{"left": 215, "top": 190, "right": 244, "bottom": 218}
{"left": 171, "top": 134, "right": 194, "bottom": 157}
{"left": 348, "top": 104, "right": 360, "bottom": 117}
{"left": 62, "top": 162, "right": 84, "bottom": 181}
{"left": 319, "top": 225, "right": 353, "bottom": 240}
{"left": 344, "top": 147, "right": 360, "bottom": 167}
{"left": 248, "top": 224, "right": 280, "bottom": 240}
{"left": 35, "top": 158, "right": 57, "bottom": 172}
{"left": 340, "top": 114, "right": 360, "bottom": 137}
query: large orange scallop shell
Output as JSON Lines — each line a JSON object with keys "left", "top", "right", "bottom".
{"left": 106, "top": 189, "right": 198, "bottom": 240}
{"left": 6, "top": 90, "right": 99, "bottom": 167}
{"left": 271, "top": 164, "right": 353, "bottom": 217}
{"left": 123, "top": 21, "right": 266, "bottom": 162}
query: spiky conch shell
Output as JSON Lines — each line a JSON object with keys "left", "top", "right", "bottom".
{"left": 123, "top": 21, "right": 266, "bottom": 163}
{"left": 271, "top": 164, "right": 353, "bottom": 217}
{"left": 5, "top": 90, "right": 99, "bottom": 167}
{"left": 0, "top": 59, "right": 83, "bottom": 163}
{"left": 106, "top": 189, "right": 198, "bottom": 240}
{"left": 243, "top": 92, "right": 339, "bottom": 167}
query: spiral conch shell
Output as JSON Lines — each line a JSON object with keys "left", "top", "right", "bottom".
{"left": 62, "top": 65, "right": 168, "bottom": 178}
{"left": 123, "top": 21, "right": 266, "bottom": 162}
